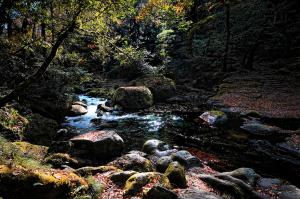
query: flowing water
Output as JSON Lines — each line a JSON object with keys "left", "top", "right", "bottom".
{"left": 63, "top": 95, "right": 184, "bottom": 150}
{"left": 63, "top": 95, "right": 300, "bottom": 186}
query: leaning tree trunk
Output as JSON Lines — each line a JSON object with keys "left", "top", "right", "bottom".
{"left": 222, "top": 0, "right": 230, "bottom": 72}
{"left": 0, "top": 9, "right": 82, "bottom": 107}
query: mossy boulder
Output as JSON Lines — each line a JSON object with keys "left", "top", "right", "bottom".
{"left": 164, "top": 162, "right": 187, "bottom": 188}
{"left": 86, "top": 87, "right": 115, "bottom": 98}
{"left": 130, "top": 75, "right": 176, "bottom": 102}
{"left": 124, "top": 172, "right": 171, "bottom": 196}
{"left": 0, "top": 165, "right": 89, "bottom": 199}
{"left": 12, "top": 141, "right": 48, "bottom": 161}
{"left": 113, "top": 86, "right": 153, "bottom": 110}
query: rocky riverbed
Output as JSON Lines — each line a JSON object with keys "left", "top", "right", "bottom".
{"left": 1, "top": 74, "right": 300, "bottom": 199}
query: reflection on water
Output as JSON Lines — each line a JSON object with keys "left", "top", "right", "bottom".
{"left": 63, "top": 95, "right": 184, "bottom": 149}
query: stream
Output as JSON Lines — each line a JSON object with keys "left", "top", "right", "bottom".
{"left": 63, "top": 95, "right": 184, "bottom": 150}
{"left": 63, "top": 95, "right": 300, "bottom": 187}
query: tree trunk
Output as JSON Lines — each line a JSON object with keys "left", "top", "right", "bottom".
{"left": 21, "top": 18, "right": 29, "bottom": 34}
{"left": 7, "top": 18, "right": 12, "bottom": 38}
{"left": 41, "top": 22, "right": 46, "bottom": 41}
{"left": 0, "top": 9, "right": 82, "bottom": 107}
{"left": 222, "top": 1, "right": 230, "bottom": 72}
{"left": 32, "top": 22, "right": 36, "bottom": 40}
{"left": 50, "top": 3, "right": 55, "bottom": 42}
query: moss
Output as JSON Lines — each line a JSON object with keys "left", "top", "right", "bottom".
{"left": 75, "top": 166, "right": 119, "bottom": 177}
{"left": 0, "top": 136, "right": 49, "bottom": 169}
{"left": 86, "top": 88, "right": 115, "bottom": 98}
{"left": 210, "top": 110, "right": 226, "bottom": 117}
{"left": 13, "top": 142, "right": 48, "bottom": 161}
{"left": 0, "top": 165, "right": 90, "bottom": 198}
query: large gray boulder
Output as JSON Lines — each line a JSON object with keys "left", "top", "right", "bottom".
{"left": 113, "top": 86, "right": 153, "bottom": 110}
{"left": 130, "top": 75, "right": 176, "bottom": 102}
{"left": 70, "top": 130, "right": 124, "bottom": 159}
{"left": 108, "top": 152, "right": 153, "bottom": 172}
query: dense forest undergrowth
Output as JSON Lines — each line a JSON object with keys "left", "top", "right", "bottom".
{"left": 0, "top": 0, "right": 300, "bottom": 198}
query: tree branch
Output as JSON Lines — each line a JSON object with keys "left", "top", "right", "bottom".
{"left": 0, "top": 6, "right": 83, "bottom": 107}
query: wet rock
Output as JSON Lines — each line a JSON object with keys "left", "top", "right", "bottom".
{"left": 171, "top": 150, "right": 203, "bottom": 168}
{"left": 130, "top": 75, "right": 176, "bottom": 102}
{"left": 124, "top": 172, "right": 170, "bottom": 196}
{"left": 75, "top": 166, "right": 118, "bottom": 177}
{"left": 278, "top": 135, "right": 300, "bottom": 155}
{"left": 277, "top": 185, "right": 300, "bottom": 199}
{"left": 257, "top": 178, "right": 282, "bottom": 189}
{"left": 240, "top": 119, "right": 282, "bottom": 135}
{"left": 68, "top": 104, "right": 88, "bottom": 116}
{"left": 70, "top": 130, "right": 124, "bottom": 159}
{"left": 110, "top": 170, "right": 138, "bottom": 185}
{"left": 164, "top": 162, "right": 187, "bottom": 188}
{"left": 97, "top": 103, "right": 113, "bottom": 112}
{"left": 156, "top": 156, "right": 173, "bottom": 173}
{"left": 178, "top": 188, "right": 222, "bottom": 199}
{"left": 142, "top": 139, "right": 171, "bottom": 154}
{"left": 199, "top": 174, "right": 260, "bottom": 199}
{"left": 113, "top": 86, "right": 153, "bottom": 110}
{"left": 199, "top": 110, "right": 228, "bottom": 127}
{"left": 73, "top": 101, "right": 87, "bottom": 108}
{"left": 143, "top": 185, "right": 178, "bottom": 199}
{"left": 24, "top": 113, "right": 58, "bottom": 146}
{"left": 220, "top": 168, "right": 260, "bottom": 186}
{"left": 108, "top": 153, "right": 153, "bottom": 172}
